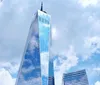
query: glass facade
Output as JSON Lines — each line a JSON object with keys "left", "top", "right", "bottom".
{"left": 15, "top": 10, "right": 51, "bottom": 85}
{"left": 38, "top": 10, "right": 51, "bottom": 85}
{"left": 63, "top": 69, "right": 89, "bottom": 85}
{"left": 48, "top": 76, "right": 55, "bottom": 85}
{"left": 48, "top": 60, "right": 55, "bottom": 85}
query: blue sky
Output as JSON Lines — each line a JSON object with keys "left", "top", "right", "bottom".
{"left": 0, "top": 0, "right": 100, "bottom": 85}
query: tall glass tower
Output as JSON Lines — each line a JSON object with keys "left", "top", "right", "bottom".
{"left": 63, "top": 69, "right": 89, "bottom": 85}
{"left": 15, "top": 4, "right": 51, "bottom": 85}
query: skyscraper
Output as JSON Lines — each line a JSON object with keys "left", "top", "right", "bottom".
{"left": 15, "top": 3, "right": 51, "bottom": 85}
{"left": 63, "top": 69, "right": 89, "bottom": 85}
{"left": 48, "top": 60, "right": 55, "bottom": 85}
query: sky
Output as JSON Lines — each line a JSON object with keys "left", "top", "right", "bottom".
{"left": 0, "top": 0, "right": 100, "bottom": 85}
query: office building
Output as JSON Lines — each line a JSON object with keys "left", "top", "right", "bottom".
{"left": 63, "top": 69, "right": 89, "bottom": 85}
{"left": 15, "top": 3, "right": 51, "bottom": 85}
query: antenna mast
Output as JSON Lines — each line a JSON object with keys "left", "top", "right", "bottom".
{"left": 40, "top": 2, "right": 43, "bottom": 11}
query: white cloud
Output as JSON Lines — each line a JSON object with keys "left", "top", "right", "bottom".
{"left": 77, "top": 36, "right": 100, "bottom": 61}
{"left": 0, "top": 62, "right": 19, "bottom": 75}
{"left": 93, "top": 67, "right": 100, "bottom": 71}
{"left": 93, "top": 67, "right": 100, "bottom": 75}
{"left": 75, "top": 15, "right": 100, "bottom": 61}
{"left": 95, "top": 81, "right": 100, "bottom": 85}
{"left": 90, "top": 20, "right": 100, "bottom": 36}
{"left": 54, "top": 45, "right": 78, "bottom": 85}
{"left": 78, "top": 0, "right": 99, "bottom": 7}
{"left": 84, "top": 36, "right": 100, "bottom": 57}
{"left": 52, "top": 27, "right": 58, "bottom": 40}
{"left": 88, "top": 16, "right": 100, "bottom": 35}
{"left": 84, "top": 36, "right": 99, "bottom": 49}
{"left": 0, "top": 68, "right": 15, "bottom": 85}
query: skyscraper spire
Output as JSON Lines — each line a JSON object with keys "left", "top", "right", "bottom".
{"left": 40, "top": 2, "right": 47, "bottom": 13}
{"left": 40, "top": 2, "right": 43, "bottom": 11}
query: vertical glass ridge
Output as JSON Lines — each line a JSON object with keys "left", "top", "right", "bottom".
{"left": 38, "top": 10, "right": 51, "bottom": 85}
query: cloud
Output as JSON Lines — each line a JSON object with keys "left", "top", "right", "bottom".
{"left": 0, "top": 0, "right": 39, "bottom": 62}
{"left": 93, "top": 67, "right": 100, "bottom": 71}
{"left": 87, "top": 15, "right": 100, "bottom": 35}
{"left": 95, "top": 81, "right": 100, "bottom": 85}
{"left": 78, "top": 0, "right": 99, "bottom": 8}
{"left": 54, "top": 45, "right": 78, "bottom": 85}
{"left": 84, "top": 36, "right": 100, "bottom": 49}
{"left": 0, "top": 0, "right": 99, "bottom": 63}
{"left": 83, "top": 36, "right": 100, "bottom": 60}
{"left": 92, "top": 67, "right": 100, "bottom": 75}
{"left": 0, "top": 62, "right": 19, "bottom": 75}
{"left": 51, "top": 27, "right": 58, "bottom": 40}
{"left": 0, "top": 68, "right": 16, "bottom": 85}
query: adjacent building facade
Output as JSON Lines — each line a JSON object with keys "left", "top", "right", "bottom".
{"left": 48, "top": 60, "right": 55, "bottom": 85}
{"left": 48, "top": 76, "right": 55, "bottom": 85}
{"left": 15, "top": 9, "right": 51, "bottom": 85}
{"left": 63, "top": 69, "right": 89, "bottom": 85}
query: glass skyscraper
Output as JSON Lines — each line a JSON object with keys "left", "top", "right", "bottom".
{"left": 63, "top": 69, "right": 89, "bottom": 85}
{"left": 48, "top": 60, "right": 55, "bottom": 85}
{"left": 15, "top": 8, "right": 51, "bottom": 85}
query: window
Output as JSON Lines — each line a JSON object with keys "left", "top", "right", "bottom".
{"left": 39, "top": 16, "right": 49, "bottom": 24}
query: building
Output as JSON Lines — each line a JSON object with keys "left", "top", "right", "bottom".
{"left": 48, "top": 76, "right": 55, "bottom": 85}
{"left": 63, "top": 69, "right": 89, "bottom": 85}
{"left": 48, "top": 60, "right": 55, "bottom": 85}
{"left": 15, "top": 3, "right": 51, "bottom": 85}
